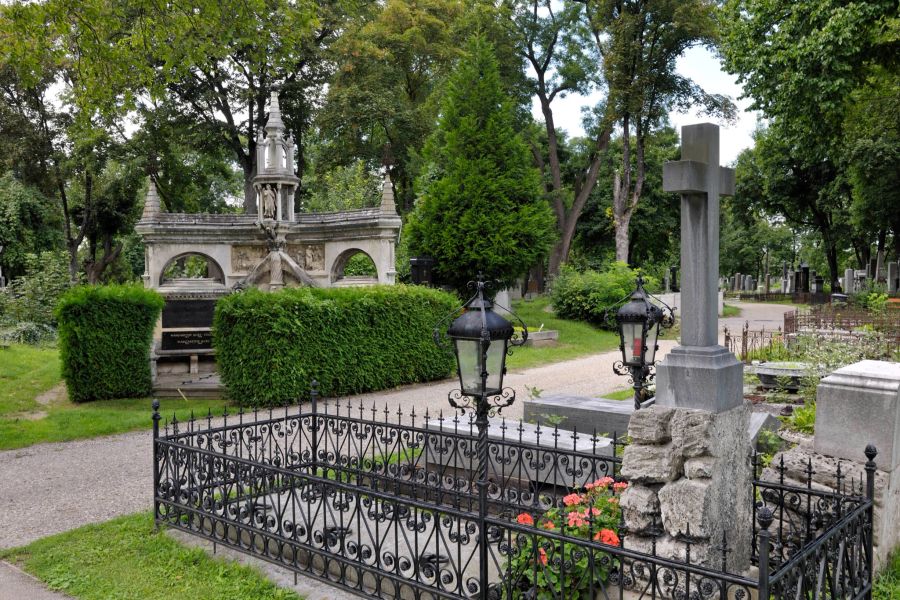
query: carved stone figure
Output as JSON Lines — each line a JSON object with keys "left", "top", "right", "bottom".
{"left": 305, "top": 245, "right": 325, "bottom": 271}
{"left": 262, "top": 185, "right": 277, "bottom": 219}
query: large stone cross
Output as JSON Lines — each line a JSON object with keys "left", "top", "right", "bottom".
{"left": 662, "top": 123, "right": 734, "bottom": 346}
{"left": 656, "top": 123, "right": 742, "bottom": 412}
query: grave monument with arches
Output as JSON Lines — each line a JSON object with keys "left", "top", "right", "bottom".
{"left": 135, "top": 91, "right": 401, "bottom": 392}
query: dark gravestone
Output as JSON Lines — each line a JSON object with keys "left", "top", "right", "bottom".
{"left": 162, "top": 299, "right": 216, "bottom": 329}
{"left": 161, "top": 331, "right": 213, "bottom": 351}
{"left": 800, "top": 264, "right": 810, "bottom": 293}
{"left": 409, "top": 257, "right": 435, "bottom": 286}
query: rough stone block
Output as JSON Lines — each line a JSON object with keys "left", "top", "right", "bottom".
{"left": 628, "top": 407, "right": 674, "bottom": 444}
{"left": 658, "top": 479, "right": 713, "bottom": 538}
{"left": 620, "top": 443, "right": 683, "bottom": 483}
{"left": 623, "top": 534, "right": 711, "bottom": 565}
{"left": 620, "top": 485, "right": 661, "bottom": 533}
{"left": 684, "top": 457, "right": 714, "bottom": 479}
{"left": 670, "top": 409, "right": 713, "bottom": 457}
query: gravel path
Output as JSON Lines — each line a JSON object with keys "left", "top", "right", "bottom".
{"left": 0, "top": 301, "right": 790, "bottom": 552}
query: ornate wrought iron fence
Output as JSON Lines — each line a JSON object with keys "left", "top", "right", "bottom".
{"left": 152, "top": 394, "right": 876, "bottom": 600}
{"left": 723, "top": 322, "right": 786, "bottom": 363}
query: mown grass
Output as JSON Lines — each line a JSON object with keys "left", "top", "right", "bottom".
{"left": 722, "top": 303, "right": 741, "bottom": 317}
{"left": 506, "top": 297, "right": 620, "bottom": 370}
{"left": 601, "top": 388, "right": 634, "bottom": 401}
{"left": 0, "top": 344, "right": 232, "bottom": 451}
{"left": 0, "top": 513, "right": 299, "bottom": 600}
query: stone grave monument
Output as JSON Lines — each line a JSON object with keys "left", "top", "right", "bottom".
{"left": 619, "top": 123, "right": 751, "bottom": 572}
{"left": 136, "top": 91, "right": 402, "bottom": 393}
{"left": 888, "top": 262, "right": 898, "bottom": 293}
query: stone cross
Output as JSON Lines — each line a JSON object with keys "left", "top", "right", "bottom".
{"left": 656, "top": 123, "right": 743, "bottom": 412}
{"left": 662, "top": 123, "right": 734, "bottom": 346}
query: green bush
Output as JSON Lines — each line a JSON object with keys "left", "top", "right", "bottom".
{"left": 214, "top": 285, "right": 458, "bottom": 406}
{"left": 56, "top": 284, "right": 164, "bottom": 402}
{"left": 550, "top": 263, "right": 658, "bottom": 329}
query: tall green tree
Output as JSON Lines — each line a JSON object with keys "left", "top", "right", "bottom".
{"left": 0, "top": 173, "right": 64, "bottom": 280}
{"left": 406, "top": 37, "right": 556, "bottom": 295}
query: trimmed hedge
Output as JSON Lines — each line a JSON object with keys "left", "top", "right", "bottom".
{"left": 550, "top": 263, "right": 658, "bottom": 329}
{"left": 56, "top": 284, "right": 164, "bottom": 402}
{"left": 214, "top": 285, "right": 458, "bottom": 406}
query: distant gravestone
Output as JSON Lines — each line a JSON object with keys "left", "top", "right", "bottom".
{"left": 888, "top": 262, "right": 898, "bottom": 293}
{"left": 845, "top": 268, "right": 855, "bottom": 293}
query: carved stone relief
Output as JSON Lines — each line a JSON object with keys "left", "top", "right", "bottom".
{"left": 285, "top": 244, "right": 325, "bottom": 272}
{"left": 231, "top": 245, "right": 267, "bottom": 274}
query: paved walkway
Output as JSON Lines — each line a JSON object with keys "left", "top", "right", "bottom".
{"left": 0, "top": 300, "right": 790, "bottom": 595}
{"left": 0, "top": 561, "right": 72, "bottom": 600}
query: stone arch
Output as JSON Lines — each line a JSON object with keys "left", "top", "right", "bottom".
{"left": 159, "top": 252, "right": 225, "bottom": 286}
{"left": 331, "top": 248, "right": 379, "bottom": 285}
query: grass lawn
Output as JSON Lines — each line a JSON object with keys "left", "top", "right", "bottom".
{"left": 505, "top": 296, "right": 620, "bottom": 370}
{"left": 722, "top": 303, "right": 741, "bottom": 317}
{"left": 0, "top": 513, "right": 299, "bottom": 600}
{"left": 0, "top": 344, "right": 232, "bottom": 451}
{"left": 601, "top": 388, "right": 634, "bottom": 401}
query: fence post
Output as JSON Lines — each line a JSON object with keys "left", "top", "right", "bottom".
{"left": 152, "top": 398, "right": 161, "bottom": 530}
{"left": 864, "top": 444, "right": 877, "bottom": 600}
{"left": 741, "top": 321, "right": 749, "bottom": 362}
{"left": 756, "top": 506, "right": 774, "bottom": 600}
{"left": 310, "top": 380, "right": 319, "bottom": 476}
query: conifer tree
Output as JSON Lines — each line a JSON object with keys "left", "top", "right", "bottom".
{"left": 407, "top": 36, "right": 555, "bottom": 296}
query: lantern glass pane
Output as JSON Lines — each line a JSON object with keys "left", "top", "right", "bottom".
{"left": 623, "top": 322, "right": 643, "bottom": 365}
{"left": 454, "top": 339, "right": 482, "bottom": 394}
{"left": 484, "top": 339, "right": 507, "bottom": 395}
{"left": 646, "top": 322, "right": 660, "bottom": 364}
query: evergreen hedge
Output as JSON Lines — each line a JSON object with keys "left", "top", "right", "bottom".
{"left": 214, "top": 285, "right": 458, "bottom": 406}
{"left": 56, "top": 284, "right": 165, "bottom": 402}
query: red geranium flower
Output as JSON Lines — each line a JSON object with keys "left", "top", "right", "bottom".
{"left": 517, "top": 512, "right": 534, "bottom": 526}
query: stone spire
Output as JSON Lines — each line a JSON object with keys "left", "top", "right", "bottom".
{"left": 264, "top": 89, "right": 285, "bottom": 136}
{"left": 141, "top": 177, "right": 161, "bottom": 220}
{"left": 380, "top": 171, "right": 397, "bottom": 214}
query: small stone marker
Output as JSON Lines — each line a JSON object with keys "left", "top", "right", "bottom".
{"left": 845, "top": 268, "right": 855, "bottom": 293}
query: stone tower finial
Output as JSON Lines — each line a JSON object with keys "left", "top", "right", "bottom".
{"left": 380, "top": 171, "right": 397, "bottom": 214}
{"left": 141, "top": 177, "right": 161, "bottom": 219}
{"left": 265, "top": 89, "right": 285, "bottom": 135}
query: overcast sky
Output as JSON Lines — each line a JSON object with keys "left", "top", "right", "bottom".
{"left": 530, "top": 46, "right": 761, "bottom": 166}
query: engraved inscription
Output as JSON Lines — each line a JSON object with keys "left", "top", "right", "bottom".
{"left": 161, "top": 331, "right": 213, "bottom": 351}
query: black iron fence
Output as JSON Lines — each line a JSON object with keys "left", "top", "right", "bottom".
{"left": 153, "top": 393, "right": 877, "bottom": 599}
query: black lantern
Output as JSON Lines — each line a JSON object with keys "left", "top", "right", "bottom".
{"left": 434, "top": 276, "right": 527, "bottom": 414}
{"left": 613, "top": 275, "right": 674, "bottom": 410}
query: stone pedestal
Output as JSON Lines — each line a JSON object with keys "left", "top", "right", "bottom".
{"left": 620, "top": 404, "right": 752, "bottom": 572}
{"left": 655, "top": 346, "right": 744, "bottom": 412}
{"left": 813, "top": 360, "right": 900, "bottom": 569}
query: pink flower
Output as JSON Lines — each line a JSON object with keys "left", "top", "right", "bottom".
{"left": 538, "top": 547, "right": 548, "bottom": 566}
{"left": 583, "top": 507, "right": 601, "bottom": 517}
{"left": 608, "top": 497, "right": 619, "bottom": 505}
{"left": 584, "top": 482, "right": 595, "bottom": 490}
{"left": 594, "top": 477, "right": 615, "bottom": 488}
{"left": 613, "top": 482, "right": 629, "bottom": 492}
{"left": 541, "top": 520, "right": 555, "bottom": 530}
{"left": 567, "top": 511, "right": 586, "bottom": 528}
{"left": 516, "top": 513, "right": 534, "bottom": 526}
{"left": 563, "top": 493, "right": 583, "bottom": 506}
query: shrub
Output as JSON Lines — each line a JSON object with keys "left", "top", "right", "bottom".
{"left": 213, "top": 285, "right": 458, "bottom": 406}
{"left": 550, "top": 263, "right": 658, "bottom": 329}
{"left": 1, "top": 251, "right": 73, "bottom": 326}
{"left": 0, "top": 321, "right": 57, "bottom": 345}
{"left": 56, "top": 284, "right": 164, "bottom": 402}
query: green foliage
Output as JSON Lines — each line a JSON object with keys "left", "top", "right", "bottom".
{"left": 406, "top": 37, "right": 555, "bottom": 295}
{"left": 874, "top": 550, "right": 900, "bottom": 600}
{"left": 213, "top": 285, "right": 458, "bottom": 406}
{"left": 301, "top": 159, "right": 382, "bottom": 213}
{"left": 0, "top": 513, "right": 300, "bottom": 600}
{"left": 56, "top": 285, "right": 164, "bottom": 402}
{"left": 0, "top": 173, "right": 64, "bottom": 280}
{"left": 342, "top": 252, "right": 378, "bottom": 277}
{"left": 550, "top": 263, "right": 656, "bottom": 329}
{"left": 782, "top": 401, "right": 816, "bottom": 435}
{"left": 0, "top": 321, "right": 57, "bottom": 345}
{"left": 0, "top": 251, "right": 73, "bottom": 327}
{"left": 505, "top": 479, "right": 625, "bottom": 598}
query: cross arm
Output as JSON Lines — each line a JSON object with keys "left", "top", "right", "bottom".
{"left": 663, "top": 161, "right": 735, "bottom": 197}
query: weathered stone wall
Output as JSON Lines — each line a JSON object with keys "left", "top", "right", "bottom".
{"left": 619, "top": 404, "right": 752, "bottom": 572}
